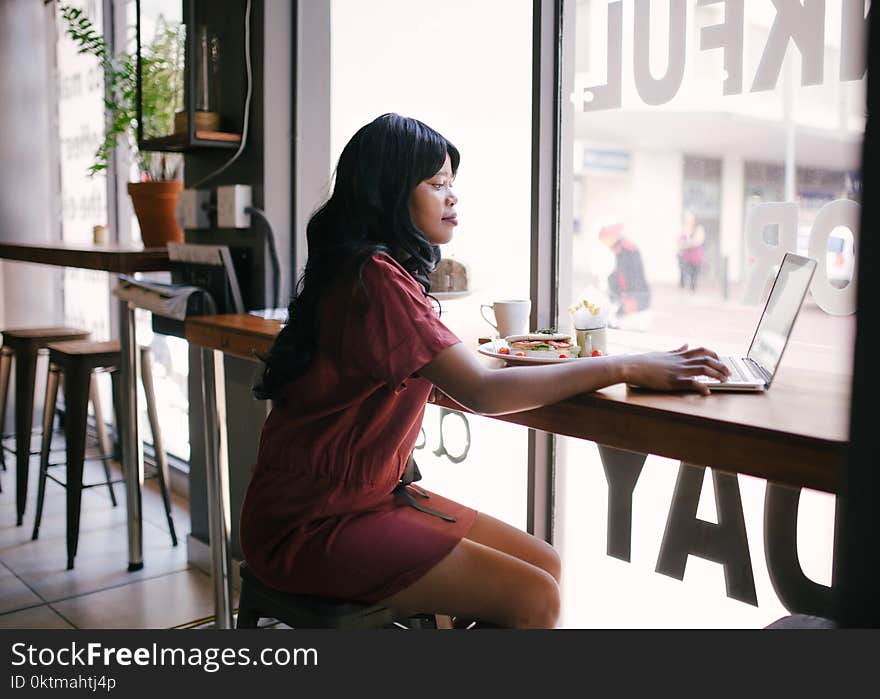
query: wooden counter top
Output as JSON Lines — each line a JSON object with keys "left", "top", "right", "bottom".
{"left": 184, "top": 313, "right": 848, "bottom": 493}
{"left": 0, "top": 241, "right": 170, "bottom": 274}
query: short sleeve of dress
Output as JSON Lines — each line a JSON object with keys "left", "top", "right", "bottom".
{"left": 344, "top": 254, "right": 460, "bottom": 391}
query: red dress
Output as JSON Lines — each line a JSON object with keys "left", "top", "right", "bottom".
{"left": 239, "top": 253, "right": 477, "bottom": 603}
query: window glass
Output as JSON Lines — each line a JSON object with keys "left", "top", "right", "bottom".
{"left": 56, "top": 1, "right": 116, "bottom": 447}
{"left": 57, "top": 0, "right": 111, "bottom": 342}
{"left": 128, "top": 0, "right": 190, "bottom": 462}
{"left": 556, "top": 0, "right": 863, "bottom": 626}
{"left": 55, "top": 0, "right": 190, "bottom": 463}
{"left": 331, "top": 0, "right": 533, "bottom": 526}
{"left": 137, "top": 0, "right": 185, "bottom": 142}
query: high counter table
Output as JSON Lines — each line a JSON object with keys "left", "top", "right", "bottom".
{"left": 435, "top": 361, "right": 848, "bottom": 494}
{"left": 0, "top": 241, "right": 170, "bottom": 571}
{"left": 185, "top": 314, "right": 850, "bottom": 627}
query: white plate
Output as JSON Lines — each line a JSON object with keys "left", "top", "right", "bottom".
{"left": 477, "top": 341, "right": 594, "bottom": 366}
{"left": 431, "top": 289, "right": 475, "bottom": 300}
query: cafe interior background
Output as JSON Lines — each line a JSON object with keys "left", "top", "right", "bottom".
{"left": 0, "top": 0, "right": 872, "bottom": 629}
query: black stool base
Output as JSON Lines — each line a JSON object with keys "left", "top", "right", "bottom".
{"left": 236, "top": 561, "right": 435, "bottom": 630}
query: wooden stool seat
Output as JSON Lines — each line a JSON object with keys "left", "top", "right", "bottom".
{"left": 1, "top": 326, "right": 90, "bottom": 523}
{"left": 46, "top": 340, "right": 122, "bottom": 370}
{"left": 1, "top": 327, "right": 92, "bottom": 345}
{"left": 235, "top": 561, "right": 434, "bottom": 630}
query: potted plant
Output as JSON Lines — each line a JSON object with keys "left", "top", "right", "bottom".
{"left": 59, "top": 4, "right": 185, "bottom": 247}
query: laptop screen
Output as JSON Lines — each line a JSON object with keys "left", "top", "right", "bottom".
{"left": 747, "top": 253, "right": 817, "bottom": 380}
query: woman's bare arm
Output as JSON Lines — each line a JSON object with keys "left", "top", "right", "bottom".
{"left": 419, "top": 343, "right": 730, "bottom": 416}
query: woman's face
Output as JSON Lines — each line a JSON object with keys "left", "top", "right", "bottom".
{"left": 409, "top": 154, "right": 458, "bottom": 245}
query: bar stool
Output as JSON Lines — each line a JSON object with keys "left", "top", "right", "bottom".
{"left": 0, "top": 327, "right": 91, "bottom": 522}
{"left": 235, "top": 561, "right": 437, "bottom": 629}
{"left": 31, "top": 340, "right": 178, "bottom": 570}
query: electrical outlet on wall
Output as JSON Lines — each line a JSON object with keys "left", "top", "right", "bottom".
{"left": 176, "top": 189, "right": 211, "bottom": 229}
{"left": 216, "top": 185, "right": 252, "bottom": 228}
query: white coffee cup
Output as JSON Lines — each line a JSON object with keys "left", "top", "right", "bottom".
{"left": 480, "top": 299, "right": 531, "bottom": 338}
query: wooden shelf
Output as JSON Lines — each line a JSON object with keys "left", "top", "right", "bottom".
{"left": 139, "top": 131, "right": 242, "bottom": 153}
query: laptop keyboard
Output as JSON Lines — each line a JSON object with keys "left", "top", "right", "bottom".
{"left": 697, "top": 356, "right": 761, "bottom": 384}
{"left": 723, "top": 357, "right": 749, "bottom": 381}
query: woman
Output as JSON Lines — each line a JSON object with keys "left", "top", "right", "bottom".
{"left": 678, "top": 211, "right": 706, "bottom": 292}
{"left": 241, "top": 113, "right": 729, "bottom": 629}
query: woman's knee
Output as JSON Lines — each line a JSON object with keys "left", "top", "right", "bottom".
{"left": 525, "top": 537, "right": 562, "bottom": 584}
{"left": 540, "top": 542, "right": 562, "bottom": 584}
{"left": 506, "top": 569, "right": 561, "bottom": 629}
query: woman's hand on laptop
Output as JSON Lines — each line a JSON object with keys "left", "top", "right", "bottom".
{"left": 623, "top": 344, "right": 730, "bottom": 396}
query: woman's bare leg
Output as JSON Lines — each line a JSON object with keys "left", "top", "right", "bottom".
{"left": 378, "top": 512, "right": 561, "bottom": 629}
{"left": 463, "top": 510, "right": 561, "bottom": 584}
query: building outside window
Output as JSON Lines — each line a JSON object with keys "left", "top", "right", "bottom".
{"left": 556, "top": 0, "right": 864, "bottom": 626}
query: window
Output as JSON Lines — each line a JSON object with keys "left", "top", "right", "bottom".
{"left": 556, "top": 0, "right": 864, "bottom": 627}
{"left": 330, "top": 0, "right": 533, "bottom": 527}
{"left": 128, "top": 0, "right": 190, "bottom": 462}
{"left": 54, "top": 0, "right": 190, "bottom": 463}
{"left": 56, "top": 0, "right": 111, "bottom": 342}
{"left": 55, "top": 0, "right": 116, "bottom": 453}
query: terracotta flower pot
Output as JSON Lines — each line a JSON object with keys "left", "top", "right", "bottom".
{"left": 127, "top": 181, "right": 184, "bottom": 248}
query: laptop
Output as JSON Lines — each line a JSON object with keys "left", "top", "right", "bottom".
{"left": 696, "top": 252, "right": 817, "bottom": 392}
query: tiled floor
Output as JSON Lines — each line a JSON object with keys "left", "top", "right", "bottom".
{"left": 0, "top": 439, "right": 228, "bottom": 629}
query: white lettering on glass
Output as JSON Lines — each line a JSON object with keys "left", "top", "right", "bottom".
{"left": 581, "top": 1, "right": 624, "bottom": 111}
{"left": 807, "top": 199, "right": 860, "bottom": 315}
{"left": 578, "top": 0, "right": 868, "bottom": 111}
{"left": 698, "top": 0, "right": 745, "bottom": 95}
{"left": 751, "top": 0, "right": 825, "bottom": 92}
{"left": 840, "top": 0, "right": 869, "bottom": 81}
{"left": 743, "top": 202, "right": 799, "bottom": 305}
{"left": 743, "top": 199, "right": 858, "bottom": 315}
{"left": 633, "top": 0, "right": 687, "bottom": 105}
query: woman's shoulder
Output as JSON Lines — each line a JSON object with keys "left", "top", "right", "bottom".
{"left": 362, "top": 252, "right": 422, "bottom": 292}
{"left": 365, "top": 251, "right": 408, "bottom": 274}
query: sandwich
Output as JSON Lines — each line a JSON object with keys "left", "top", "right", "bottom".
{"left": 502, "top": 332, "right": 580, "bottom": 358}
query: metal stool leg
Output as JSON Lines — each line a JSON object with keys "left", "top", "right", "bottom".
{"left": 140, "top": 347, "right": 177, "bottom": 547}
{"left": 14, "top": 345, "right": 40, "bottom": 525}
{"left": 235, "top": 582, "right": 260, "bottom": 629}
{"left": 89, "top": 373, "right": 117, "bottom": 506}
{"left": 32, "top": 364, "right": 60, "bottom": 541}
{"left": 62, "top": 364, "right": 91, "bottom": 570}
{"left": 0, "top": 346, "right": 12, "bottom": 474}
{"left": 109, "top": 370, "right": 122, "bottom": 461}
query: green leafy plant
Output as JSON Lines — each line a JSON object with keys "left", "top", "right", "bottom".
{"left": 59, "top": 4, "right": 184, "bottom": 180}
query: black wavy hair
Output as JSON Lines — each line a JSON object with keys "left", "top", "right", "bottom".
{"left": 253, "top": 113, "right": 460, "bottom": 404}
